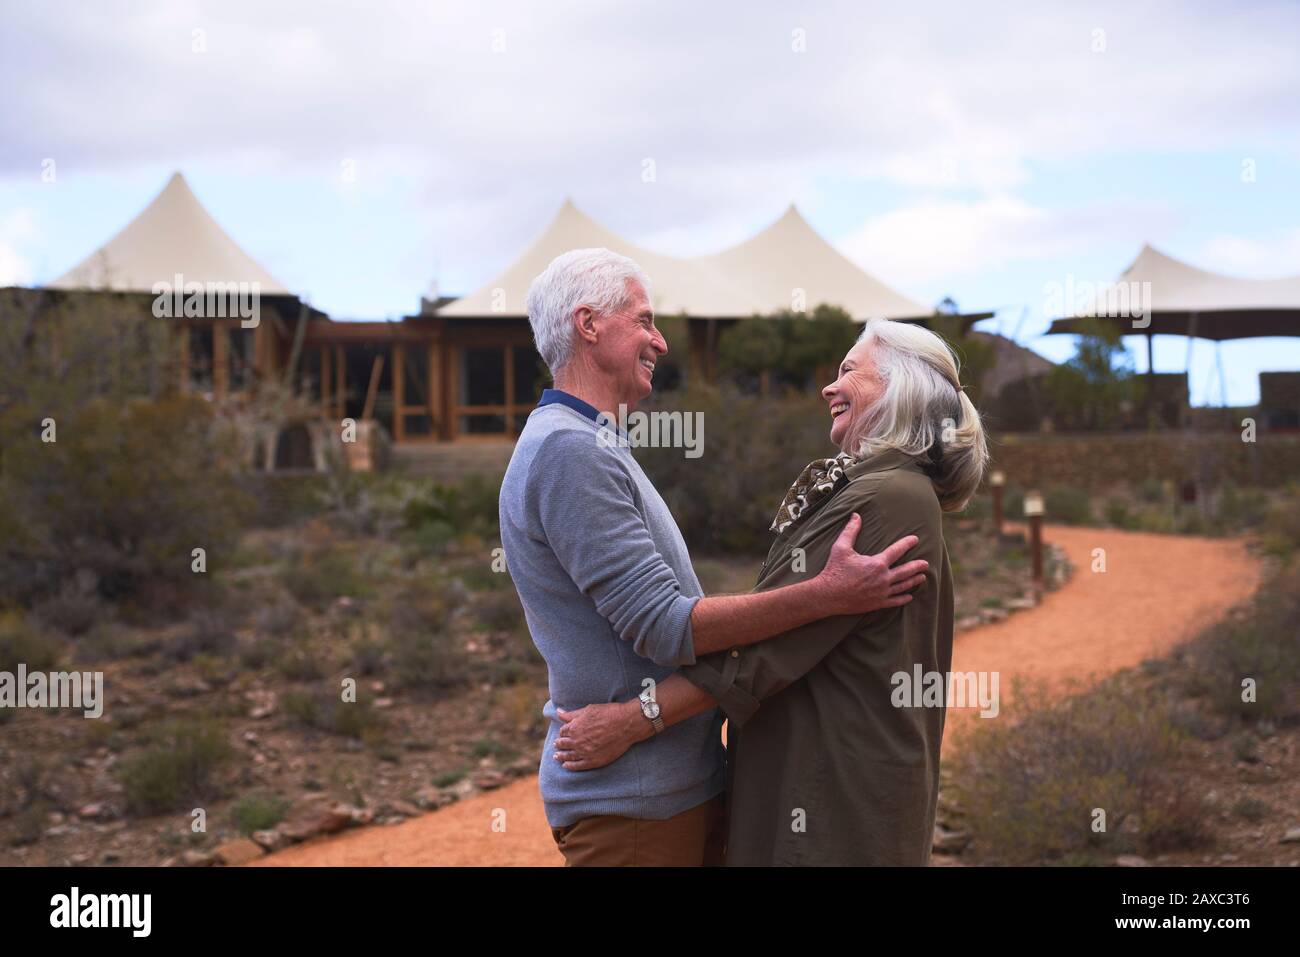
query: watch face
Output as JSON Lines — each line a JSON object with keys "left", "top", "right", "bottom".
{"left": 646, "top": 701, "right": 661, "bottom": 720}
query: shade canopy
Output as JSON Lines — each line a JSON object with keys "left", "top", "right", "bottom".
{"left": 1046, "top": 243, "right": 1300, "bottom": 341}
{"left": 437, "top": 200, "right": 978, "bottom": 324}
{"left": 48, "top": 172, "right": 292, "bottom": 296}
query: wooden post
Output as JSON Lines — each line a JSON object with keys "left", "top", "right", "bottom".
{"left": 320, "top": 344, "right": 331, "bottom": 415}
{"left": 505, "top": 344, "right": 516, "bottom": 437}
{"left": 989, "top": 470, "right": 1005, "bottom": 535}
{"left": 213, "top": 324, "right": 228, "bottom": 399}
{"left": 393, "top": 343, "right": 405, "bottom": 443}
{"left": 335, "top": 344, "right": 346, "bottom": 419}
{"left": 361, "top": 355, "right": 384, "bottom": 421}
{"left": 1024, "top": 490, "right": 1045, "bottom": 592}
{"left": 178, "top": 326, "right": 191, "bottom": 395}
{"left": 283, "top": 300, "right": 310, "bottom": 391}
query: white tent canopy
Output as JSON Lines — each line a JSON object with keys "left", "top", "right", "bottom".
{"left": 1049, "top": 243, "right": 1300, "bottom": 341}
{"left": 438, "top": 200, "right": 932, "bottom": 321}
{"left": 48, "top": 172, "right": 292, "bottom": 295}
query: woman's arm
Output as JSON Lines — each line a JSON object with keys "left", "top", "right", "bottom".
{"left": 553, "top": 673, "right": 717, "bottom": 771}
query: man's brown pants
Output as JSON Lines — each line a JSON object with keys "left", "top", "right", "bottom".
{"left": 550, "top": 793, "right": 726, "bottom": 866}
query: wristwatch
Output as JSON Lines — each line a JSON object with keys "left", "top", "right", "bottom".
{"left": 638, "top": 688, "right": 665, "bottom": 734}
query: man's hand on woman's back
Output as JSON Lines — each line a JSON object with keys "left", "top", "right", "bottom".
{"left": 813, "top": 513, "right": 928, "bottom": 616}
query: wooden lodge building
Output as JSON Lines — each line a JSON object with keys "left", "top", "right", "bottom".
{"left": 11, "top": 173, "right": 988, "bottom": 448}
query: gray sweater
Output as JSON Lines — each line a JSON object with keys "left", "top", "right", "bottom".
{"left": 499, "top": 400, "right": 727, "bottom": 827}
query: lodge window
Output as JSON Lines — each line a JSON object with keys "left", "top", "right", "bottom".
{"left": 188, "top": 326, "right": 214, "bottom": 392}
{"left": 454, "top": 342, "right": 547, "bottom": 437}
{"left": 228, "top": 327, "right": 255, "bottom": 390}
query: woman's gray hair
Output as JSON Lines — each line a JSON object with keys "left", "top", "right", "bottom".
{"left": 524, "top": 248, "right": 652, "bottom": 375}
{"left": 846, "top": 318, "right": 990, "bottom": 512}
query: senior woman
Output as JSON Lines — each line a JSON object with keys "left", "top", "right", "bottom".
{"left": 552, "top": 317, "right": 989, "bottom": 865}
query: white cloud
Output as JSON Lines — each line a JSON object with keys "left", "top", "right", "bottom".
{"left": 835, "top": 194, "right": 1179, "bottom": 285}
{"left": 0, "top": 207, "right": 36, "bottom": 286}
{"left": 1196, "top": 229, "right": 1300, "bottom": 278}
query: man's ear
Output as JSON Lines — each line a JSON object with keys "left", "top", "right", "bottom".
{"left": 573, "top": 305, "right": 599, "bottom": 346}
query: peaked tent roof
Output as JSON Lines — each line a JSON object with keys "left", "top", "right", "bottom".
{"left": 48, "top": 172, "right": 292, "bottom": 295}
{"left": 438, "top": 200, "right": 955, "bottom": 322}
{"left": 697, "top": 204, "right": 930, "bottom": 320}
{"left": 437, "top": 200, "right": 752, "bottom": 318}
{"left": 1046, "top": 243, "right": 1300, "bottom": 341}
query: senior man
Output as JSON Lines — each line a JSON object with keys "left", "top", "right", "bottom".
{"left": 498, "top": 247, "right": 928, "bottom": 866}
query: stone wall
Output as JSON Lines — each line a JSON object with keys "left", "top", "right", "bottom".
{"left": 987, "top": 431, "right": 1299, "bottom": 491}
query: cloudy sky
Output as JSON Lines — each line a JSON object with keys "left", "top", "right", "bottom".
{"left": 2, "top": 0, "right": 1298, "bottom": 404}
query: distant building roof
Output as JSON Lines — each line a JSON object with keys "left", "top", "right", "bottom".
{"left": 437, "top": 200, "right": 935, "bottom": 321}
{"left": 1047, "top": 243, "right": 1300, "bottom": 341}
{"left": 47, "top": 172, "right": 292, "bottom": 296}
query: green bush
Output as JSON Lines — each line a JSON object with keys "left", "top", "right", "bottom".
{"left": 473, "top": 589, "right": 526, "bottom": 634}
{"left": 279, "top": 549, "right": 374, "bottom": 610}
{"left": 0, "top": 613, "right": 62, "bottom": 673}
{"left": 950, "top": 676, "right": 1187, "bottom": 864}
{"left": 716, "top": 305, "right": 859, "bottom": 393}
{"left": 1190, "top": 565, "right": 1300, "bottom": 723}
{"left": 1104, "top": 498, "right": 1133, "bottom": 529}
{"left": 1044, "top": 485, "right": 1093, "bottom": 525}
{"left": 1215, "top": 483, "right": 1270, "bottom": 530}
{"left": 231, "top": 791, "right": 290, "bottom": 834}
{"left": 120, "top": 717, "right": 234, "bottom": 816}
{"left": 0, "top": 396, "right": 251, "bottom": 607}
{"left": 634, "top": 386, "right": 837, "bottom": 555}
{"left": 281, "top": 688, "right": 385, "bottom": 739}
{"left": 401, "top": 474, "right": 502, "bottom": 546}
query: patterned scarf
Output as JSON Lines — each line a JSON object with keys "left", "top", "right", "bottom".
{"left": 769, "top": 451, "right": 857, "bottom": 535}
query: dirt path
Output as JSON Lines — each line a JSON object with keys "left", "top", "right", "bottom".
{"left": 249, "top": 524, "right": 1264, "bottom": 867}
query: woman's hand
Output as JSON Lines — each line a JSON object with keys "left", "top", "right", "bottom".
{"left": 553, "top": 699, "right": 651, "bottom": 771}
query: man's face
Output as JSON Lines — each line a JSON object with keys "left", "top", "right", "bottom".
{"left": 590, "top": 280, "right": 666, "bottom": 408}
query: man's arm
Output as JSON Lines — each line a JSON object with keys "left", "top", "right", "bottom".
{"left": 553, "top": 479, "right": 930, "bottom": 770}
{"left": 533, "top": 431, "right": 927, "bottom": 667}
{"left": 688, "top": 512, "right": 926, "bottom": 655}
{"left": 554, "top": 672, "right": 713, "bottom": 771}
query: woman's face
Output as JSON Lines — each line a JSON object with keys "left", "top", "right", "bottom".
{"left": 822, "top": 338, "right": 886, "bottom": 451}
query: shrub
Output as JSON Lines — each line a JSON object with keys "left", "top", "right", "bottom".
{"left": 0, "top": 396, "right": 251, "bottom": 608}
{"left": 166, "top": 605, "right": 240, "bottom": 662}
{"left": 279, "top": 549, "right": 373, "bottom": 610}
{"left": 949, "top": 676, "right": 1185, "bottom": 864}
{"left": 1215, "top": 483, "right": 1270, "bottom": 530}
{"left": 231, "top": 791, "right": 290, "bottom": 835}
{"left": 635, "top": 386, "right": 836, "bottom": 555}
{"left": 281, "top": 688, "right": 385, "bottom": 739}
{"left": 1190, "top": 566, "right": 1300, "bottom": 723}
{"left": 0, "top": 613, "right": 62, "bottom": 673}
{"left": 1044, "top": 485, "right": 1093, "bottom": 525}
{"left": 253, "top": 595, "right": 302, "bottom": 638}
{"left": 716, "top": 305, "right": 859, "bottom": 393}
{"left": 29, "top": 573, "right": 108, "bottom": 637}
{"left": 473, "top": 589, "right": 526, "bottom": 634}
{"left": 402, "top": 475, "right": 502, "bottom": 547}
{"left": 120, "top": 717, "right": 234, "bottom": 816}
{"left": 1104, "top": 498, "right": 1133, "bottom": 529}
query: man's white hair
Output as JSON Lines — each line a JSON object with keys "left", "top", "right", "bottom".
{"left": 524, "top": 248, "right": 652, "bottom": 375}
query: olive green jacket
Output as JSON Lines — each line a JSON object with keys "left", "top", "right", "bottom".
{"left": 682, "top": 447, "right": 954, "bottom": 866}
